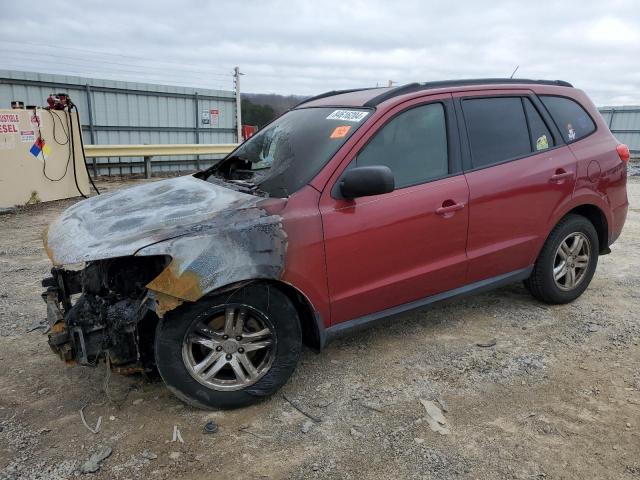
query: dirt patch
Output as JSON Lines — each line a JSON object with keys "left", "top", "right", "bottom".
{"left": 1, "top": 178, "right": 639, "bottom": 479}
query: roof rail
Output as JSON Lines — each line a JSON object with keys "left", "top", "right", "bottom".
{"left": 294, "top": 87, "right": 375, "bottom": 108}
{"left": 363, "top": 78, "right": 574, "bottom": 107}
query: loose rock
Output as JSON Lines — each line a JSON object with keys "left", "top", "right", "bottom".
{"left": 301, "top": 420, "right": 314, "bottom": 434}
{"left": 141, "top": 450, "right": 157, "bottom": 460}
{"left": 80, "top": 446, "right": 112, "bottom": 474}
{"left": 435, "top": 397, "right": 449, "bottom": 413}
{"left": 420, "top": 399, "right": 451, "bottom": 435}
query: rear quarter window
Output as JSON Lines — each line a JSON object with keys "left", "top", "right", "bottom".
{"left": 539, "top": 95, "right": 596, "bottom": 143}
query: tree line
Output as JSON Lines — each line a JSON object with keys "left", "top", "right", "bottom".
{"left": 241, "top": 93, "right": 307, "bottom": 127}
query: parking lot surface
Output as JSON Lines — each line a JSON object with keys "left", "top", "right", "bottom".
{"left": 1, "top": 177, "right": 639, "bottom": 479}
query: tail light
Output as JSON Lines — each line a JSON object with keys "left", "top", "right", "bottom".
{"left": 616, "top": 144, "right": 630, "bottom": 163}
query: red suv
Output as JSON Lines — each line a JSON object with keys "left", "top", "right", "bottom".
{"left": 43, "top": 79, "right": 629, "bottom": 409}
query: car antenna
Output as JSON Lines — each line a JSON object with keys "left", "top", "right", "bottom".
{"left": 509, "top": 65, "right": 520, "bottom": 79}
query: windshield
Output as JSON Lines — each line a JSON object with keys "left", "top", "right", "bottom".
{"left": 208, "top": 107, "right": 371, "bottom": 197}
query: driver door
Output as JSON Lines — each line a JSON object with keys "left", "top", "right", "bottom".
{"left": 320, "top": 96, "right": 470, "bottom": 325}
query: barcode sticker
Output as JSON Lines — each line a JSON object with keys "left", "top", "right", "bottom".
{"left": 326, "top": 110, "right": 369, "bottom": 122}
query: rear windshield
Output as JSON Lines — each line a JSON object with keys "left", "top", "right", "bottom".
{"left": 221, "top": 107, "right": 371, "bottom": 197}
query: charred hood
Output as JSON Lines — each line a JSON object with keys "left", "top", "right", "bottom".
{"left": 44, "top": 175, "right": 275, "bottom": 266}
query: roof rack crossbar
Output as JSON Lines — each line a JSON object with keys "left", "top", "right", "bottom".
{"left": 363, "top": 78, "right": 573, "bottom": 107}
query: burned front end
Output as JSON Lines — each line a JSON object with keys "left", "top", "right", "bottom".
{"left": 42, "top": 256, "right": 169, "bottom": 369}
{"left": 41, "top": 175, "right": 287, "bottom": 374}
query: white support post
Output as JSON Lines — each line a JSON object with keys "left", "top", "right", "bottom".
{"left": 234, "top": 66, "right": 243, "bottom": 143}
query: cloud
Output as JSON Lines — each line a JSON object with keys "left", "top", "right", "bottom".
{"left": 1, "top": 0, "right": 639, "bottom": 105}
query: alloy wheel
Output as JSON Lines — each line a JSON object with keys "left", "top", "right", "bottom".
{"left": 553, "top": 232, "right": 591, "bottom": 291}
{"left": 182, "top": 305, "right": 275, "bottom": 391}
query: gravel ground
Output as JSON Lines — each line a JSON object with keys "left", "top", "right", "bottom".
{"left": 0, "top": 176, "right": 639, "bottom": 480}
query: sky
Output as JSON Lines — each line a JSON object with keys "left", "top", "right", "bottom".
{"left": 1, "top": 0, "right": 639, "bottom": 105}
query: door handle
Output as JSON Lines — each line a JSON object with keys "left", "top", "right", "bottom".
{"left": 550, "top": 170, "right": 573, "bottom": 182}
{"left": 436, "top": 201, "right": 465, "bottom": 216}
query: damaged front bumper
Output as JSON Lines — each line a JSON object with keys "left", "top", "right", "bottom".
{"left": 42, "top": 257, "right": 168, "bottom": 370}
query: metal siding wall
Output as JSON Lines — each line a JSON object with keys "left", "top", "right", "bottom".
{"left": 0, "top": 69, "right": 235, "bottom": 175}
{"left": 599, "top": 106, "right": 640, "bottom": 156}
{"left": 599, "top": 110, "right": 612, "bottom": 125}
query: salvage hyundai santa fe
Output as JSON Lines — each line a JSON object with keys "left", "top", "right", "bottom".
{"left": 42, "top": 79, "right": 629, "bottom": 408}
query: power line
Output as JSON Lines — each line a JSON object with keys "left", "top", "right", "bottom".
{"left": 0, "top": 39, "right": 233, "bottom": 75}
{"left": 0, "top": 61, "right": 231, "bottom": 89}
{"left": 0, "top": 63, "right": 232, "bottom": 91}
{"left": 0, "top": 46, "right": 231, "bottom": 78}
{"left": 0, "top": 50, "right": 232, "bottom": 84}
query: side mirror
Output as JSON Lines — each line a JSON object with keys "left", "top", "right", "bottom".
{"left": 339, "top": 166, "right": 395, "bottom": 199}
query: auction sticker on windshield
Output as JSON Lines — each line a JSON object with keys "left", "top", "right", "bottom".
{"left": 326, "top": 110, "right": 369, "bottom": 122}
{"left": 330, "top": 125, "right": 351, "bottom": 139}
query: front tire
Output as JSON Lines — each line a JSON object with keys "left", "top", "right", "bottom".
{"left": 155, "top": 283, "right": 302, "bottom": 409}
{"left": 525, "top": 214, "right": 599, "bottom": 304}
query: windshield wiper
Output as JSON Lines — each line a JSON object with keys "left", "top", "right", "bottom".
{"left": 227, "top": 179, "right": 270, "bottom": 197}
{"left": 196, "top": 153, "right": 250, "bottom": 179}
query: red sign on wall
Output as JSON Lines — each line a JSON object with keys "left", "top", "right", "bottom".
{"left": 210, "top": 109, "right": 219, "bottom": 127}
{"left": 0, "top": 113, "right": 19, "bottom": 135}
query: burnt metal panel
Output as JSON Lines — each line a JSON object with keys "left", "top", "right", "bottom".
{"left": 44, "top": 175, "right": 288, "bottom": 314}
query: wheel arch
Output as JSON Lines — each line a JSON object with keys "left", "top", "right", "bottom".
{"left": 566, "top": 204, "right": 608, "bottom": 253}
{"left": 537, "top": 199, "right": 611, "bottom": 265}
{"left": 202, "top": 279, "right": 326, "bottom": 352}
{"left": 267, "top": 280, "right": 326, "bottom": 352}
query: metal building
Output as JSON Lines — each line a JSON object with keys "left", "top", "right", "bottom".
{"left": 599, "top": 106, "right": 640, "bottom": 158}
{"left": 0, "top": 69, "right": 237, "bottom": 176}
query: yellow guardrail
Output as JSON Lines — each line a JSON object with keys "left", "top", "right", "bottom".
{"left": 84, "top": 143, "right": 238, "bottom": 158}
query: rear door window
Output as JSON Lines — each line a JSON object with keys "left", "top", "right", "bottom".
{"left": 355, "top": 103, "right": 448, "bottom": 188}
{"left": 539, "top": 95, "right": 596, "bottom": 143}
{"left": 462, "top": 97, "right": 531, "bottom": 168}
{"left": 523, "top": 98, "right": 554, "bottom": 152}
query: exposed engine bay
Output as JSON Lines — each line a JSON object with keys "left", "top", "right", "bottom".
{"left": 43, "top": 256, "right": 169, "bottom": 370}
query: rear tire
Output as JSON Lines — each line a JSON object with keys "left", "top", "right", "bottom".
{"left": 525, "top": 214, "right": 599, "bottom": 304}
{"left": 154, "top": 283, "right": 302, "bottom": 409}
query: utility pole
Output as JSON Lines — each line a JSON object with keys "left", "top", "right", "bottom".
{"left": 234, "top": 66, "right": 243, "bottom": 143}
{"left": 388, "top": 80, "right": 396, "bottom": 87}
